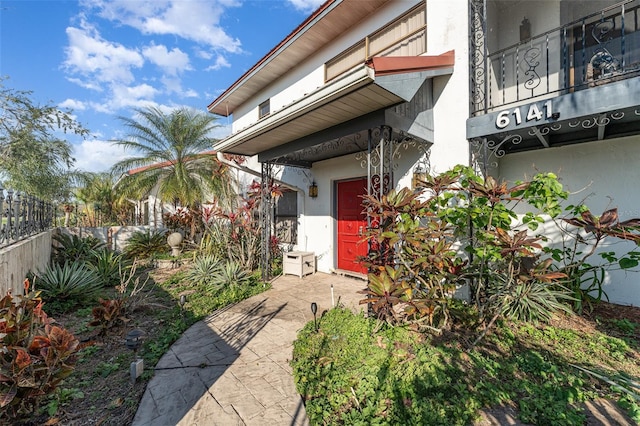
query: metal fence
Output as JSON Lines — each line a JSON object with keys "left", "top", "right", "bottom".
{"left": 0, "top": 186, "right": 55, "bottom": 248}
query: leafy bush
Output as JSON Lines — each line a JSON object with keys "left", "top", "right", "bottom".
{"left": 0, "top": 281, "right": 80, "bottom": 421}
{"left": 88, "top": 249, "right": 132, "bottom": 287}
{"left": 89, "top": 299, "right": 127, "bottom": 335}
{"left": 360, "top": 165, "right": 640, "bottom": 342}
{"left": 51, "top": 233, "right": 105, "bottom": 266}
{"left": 124, "top": 229, "right": 168, "bottom": 259}
{"left": 35, "top": 262, "right": 104, "bottom": 310}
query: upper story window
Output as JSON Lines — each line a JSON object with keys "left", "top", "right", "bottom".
{"left": 325, "top": 4, "right": 426, "bottom": 82}
{"left": 259, "top": 99, "right": 270, "bottom": 119}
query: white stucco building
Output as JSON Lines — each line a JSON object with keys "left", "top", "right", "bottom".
{"left": 209, "top": 0, "right": 640, "bottom": 305}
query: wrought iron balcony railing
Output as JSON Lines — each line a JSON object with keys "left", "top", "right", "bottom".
{"left": 0, "top": 186, "right": 55, "bottom": 248}
{"left": 472, "top": 0, "right": 640, "bottom": 116}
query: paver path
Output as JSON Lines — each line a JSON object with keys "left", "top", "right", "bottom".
{"left": 132, "top": 273, "right": 364, "bottom": 426}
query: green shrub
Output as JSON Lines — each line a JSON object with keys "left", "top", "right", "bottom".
{"left": 51, "top": 233, "right": 104, "bottom": 266}
{"left": 0, "top": 282, "right": 80, "bottom": 422}
{"left": 88, "top": 249, "right": 132, "bottom": 287}
{"left": 183, "top": 255, "right": 222, "bottom": 288}
{"left": 35, "top": 262, "right": 104, "bottom": 310}
{"left": 124, "top": 229, "right": 168, "bottom": 259}
{"left": 209, "top": 260, "right": 253, "bottom": 289}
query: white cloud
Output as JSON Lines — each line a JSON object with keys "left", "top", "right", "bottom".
{"left": 81, "top": 0, "right": 242, "bottom": 53}
{"left": 286, "top": 0, "right": 324, "bottom": 13}
{"left": 142, "top": 44, "right": 191, "bottom": 75}
{"left": 73, "top": 139, "right": 133, "bottom": 172}
{"left": 59, "top": 99, "right": 87, "bottom": 111}
{"left": 205, "top": 54, "right": 231, "bottom": 71}
{"left": 65, "top": 77, "right": 104, "bottom": 92}
{"left": 64, "top": 24, "right": 144, "bottom": 86}
{"left": 109, "top": 83, "right": 159, "bottom": 110}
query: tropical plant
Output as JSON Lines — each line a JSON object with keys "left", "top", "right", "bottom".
{"left": 184, "top": 255, "right": 222, "bottom": 288}
{"left": 552, "top": 207, "right": 640, "bottom": 313}
{"left": 0, "top": 280, "right": 80, "bottom": 421}
{"left": 199, "top": 179, "right": 278, "bottom": 271}
{"left": 75, "top": 172, "right": 134, "bottom": 226}
{"left": 361, "top": 166, "right": 574, "bottom": 338}
{"left": 51, "top": 233, "right": 105, "bottom": 266}
{"left": 110, "top": 106, "right": 237, "bottom": 230}
{"left": 209, "top": 261, "right": 253, "bottom": 289}
{"left": 124, "top": 229, "right": 168, "bottom": 259}
{"left": 89, "top": 299, "right": 127, "bottom": 335}
{"left": 88, "top": 249, "right": 132, "bottom": 288}
{"left": 35, "top": 262, "right": 104, "bottom": 308}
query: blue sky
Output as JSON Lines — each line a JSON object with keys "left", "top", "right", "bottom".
{"left": 0, "top": 0, "right": 324, "bottom": 172}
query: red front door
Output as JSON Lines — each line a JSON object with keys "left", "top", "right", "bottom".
{"left": 337, "top": 178, "right": 368, "bottom": 274}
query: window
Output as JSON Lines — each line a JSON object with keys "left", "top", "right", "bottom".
{"left": 275, "top": 191, "right": 297, "bottom": 245}
{"left": 259, "top": 99, "right": 270, "bottom": 118}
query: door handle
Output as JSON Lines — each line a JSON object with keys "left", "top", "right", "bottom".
{"left": 358, "top": 226, "right": 363, "bottom": 236}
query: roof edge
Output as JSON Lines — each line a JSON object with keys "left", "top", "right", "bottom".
{"left": 208, "top": 0, "right": 340, "bottom": 115}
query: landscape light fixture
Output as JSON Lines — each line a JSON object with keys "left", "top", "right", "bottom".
{"left": 311, "top": 302, "right": 318, "bottom": 331}
{"left": 125, "top": 329, "right": 144, "bottom": 353}
{"left": 179, "top": 294, "right": 187, "bottom": 317}
{"left": 125, "top": 329, "right": 145, "bottom": 383}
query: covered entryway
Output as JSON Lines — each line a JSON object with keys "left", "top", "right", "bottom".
{"left": 336, "top": 178, "right": 368, "bottom": 275}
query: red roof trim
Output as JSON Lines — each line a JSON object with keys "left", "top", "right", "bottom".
{"left": 366, "top": 50, "right": 455, "bottom": 77}
{"left": 127, "top": 150, "right": 217, "bottom": 176}
{"left": 207, "top": 0, "right": 337, "bottom": 112}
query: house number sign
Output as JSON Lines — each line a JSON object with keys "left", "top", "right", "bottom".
{"left": 495, "top": 100, "right": 554, "bottom": 129}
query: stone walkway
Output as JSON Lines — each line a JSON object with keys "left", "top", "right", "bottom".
{"left": 131, "top": 273, "right": 365, "bottom": 426}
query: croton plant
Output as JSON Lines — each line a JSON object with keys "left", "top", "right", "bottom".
{"left": 0, "top": 279, "right": 80, "bottom": 420}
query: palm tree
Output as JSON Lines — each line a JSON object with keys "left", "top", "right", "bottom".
{"left": 110, "top": 107, "right": 236, "bottom": 214}
{"left": 75, "top": 172, "right": 133, "bottom": 226}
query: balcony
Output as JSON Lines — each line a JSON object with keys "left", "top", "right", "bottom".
{"left": 474, "top": 0, "right": 640, "bottom": 115}
{"left": 467, "top": 0, "right": 640, "bottom": 155}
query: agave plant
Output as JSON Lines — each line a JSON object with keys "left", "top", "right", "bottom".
{"left": 184, "top": 255, "right": 222, "bottom": 287}
{"left": 209, "top": 260, "right": 253, "bottom": 289}
{"left": 35, "top": 262, "right": 104, "bottom": 306}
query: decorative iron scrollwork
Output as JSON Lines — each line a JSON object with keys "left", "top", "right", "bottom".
{"left": 0, "top": 186, "right": 54, "bottom": 248}
{"left": 522, "top": 47, "right": 541, "bottom": 91}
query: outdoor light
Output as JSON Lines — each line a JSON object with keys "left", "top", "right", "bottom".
{"left": 125, "top": 329, "right": 145, "bottom": 383}
{"left": 179, "top": 294, "right": 187, "bottom": 317}
{"left": 311, "top": 302, "right": 318, "bottom": 331}
{"left": 125, "top": 329, "right": 144, "bottom": 353}
{"left": 520, "top": 17, "right": 531, "bottom": 41}
{"left": 412, "top": 166, "right": 427, "bottom": 190}
{"left": 308, "top": 182, "right": 318, "bottom": 198}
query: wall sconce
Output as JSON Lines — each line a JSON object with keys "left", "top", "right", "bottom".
{"left": 520, "top": 17, "right": 531, "bottom": 41}
{"left": 412, "top": 167, "right": 427, "bottom": 189}
{"left": 308, "top": 182, "right": 318, "bottom": 198}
